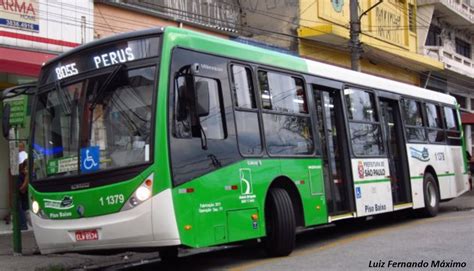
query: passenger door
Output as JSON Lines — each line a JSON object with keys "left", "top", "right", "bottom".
{"left": 344, "top": 87, "right": 393, "bottom": 217}
{"left": 379, "top": 97, "right": 411, "bottom": 207}
{"left": 312, "top": 84, "right": 355, "bottom": 219}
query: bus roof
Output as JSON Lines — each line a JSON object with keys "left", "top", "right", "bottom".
{"left": 304, "top": 60, "right": 456, "bottom": 105}
{"left": 43, "top": 26, "right": 456, "bottom": 106}
{"left": 163, "top": 26, "right": 457, "bottom": 106}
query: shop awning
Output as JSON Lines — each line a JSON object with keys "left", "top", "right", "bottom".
{"left": 461, "top": 112, "right": 474, "bottom": 124}
{"left": 0, "top": 47, "right": 56, "bottom": 77}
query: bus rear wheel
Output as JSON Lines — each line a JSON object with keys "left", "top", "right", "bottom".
{"left": 264, "top": 188, "right": 296, "bottom": 257}
{"left": 421, "top": 172, "right": 439, "bottom": 217}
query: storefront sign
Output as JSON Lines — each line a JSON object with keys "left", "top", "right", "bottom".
{"left": 0, "top": 0, "right": 39, "bottom": 32}
{"left": 3, "top": 96, "right": 27, "bottom": 126}
{"left": 125, "top": 0, "right": 239, "bottom": 31}
{"left": 375, "top": 6, "right": 402, "bottom": 46}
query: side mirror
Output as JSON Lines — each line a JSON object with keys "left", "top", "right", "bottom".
{"left": 195, "top": 81, "right": 210, "bottom": 117}
{"left": 2, "top": 103, "right": 10, "bottom": 139}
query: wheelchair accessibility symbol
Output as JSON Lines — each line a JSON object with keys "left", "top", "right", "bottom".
{"left": 80, "top": 146, "right": 100, "bottom": 173}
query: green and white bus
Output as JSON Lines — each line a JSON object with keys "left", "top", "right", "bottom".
{"left": 16, "top": 27, "right": 470, "bottom": 256}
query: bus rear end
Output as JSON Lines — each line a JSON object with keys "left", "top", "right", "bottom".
{"left": 28, "top": 29, "right": 179, "bottom": 254}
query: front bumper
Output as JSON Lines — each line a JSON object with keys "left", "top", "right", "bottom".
{"left": 32, "top": 189, "right": 181, "bottom": 254}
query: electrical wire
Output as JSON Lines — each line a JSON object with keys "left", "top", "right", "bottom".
{"left": 2, "top": 1, "right": 472, "bottom": 89}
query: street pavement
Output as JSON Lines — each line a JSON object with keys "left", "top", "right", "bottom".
{"left": 0, "top": 189, "right": 472, "bottom": 271}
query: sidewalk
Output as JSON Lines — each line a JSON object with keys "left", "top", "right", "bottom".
{"left": 0, "top": 230, "right": 159, "bottom": 271}
{"left": 439, "top": 188, "right": 474, "bottom": 212}
{"left": 0, "top": 190, "right": 472, "bottom": 271}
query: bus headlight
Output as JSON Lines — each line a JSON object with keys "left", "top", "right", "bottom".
{"left": 136, "top": 186, "right": 151, "bottom": 201}
{"left": 121, "top": 174, "right": 154, "bottom": 211}
{"left": 32, "top": 200, "right": 40, "bottom": 214}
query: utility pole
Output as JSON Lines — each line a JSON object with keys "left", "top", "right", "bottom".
{"left": 349, "top": 0, "right": 361, "bottom": 72}
{"left": 349, "top": 0, "right": 383, "bottom": 72}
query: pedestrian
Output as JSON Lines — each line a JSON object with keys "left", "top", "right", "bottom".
{"left": 17, "top": 150, "right": 29, "bottom": 231}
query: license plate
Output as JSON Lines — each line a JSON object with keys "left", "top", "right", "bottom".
{"left": 75, "top": 229, "right": 99, "bottom": 241}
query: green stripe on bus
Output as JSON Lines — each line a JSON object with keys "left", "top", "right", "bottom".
{"left": 438, "top": 173, "right": 456, "bottom": 177}
{"left": 410, "top": 176, "right": 424, "bottom": 180}
{"left": 411, "top": 173, "right": 456, "bottom": 180}
{"left": 354, "top": 178, "right": 391, "bottom": 184}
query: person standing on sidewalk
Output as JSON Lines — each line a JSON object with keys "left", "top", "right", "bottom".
{"left": 17, "top": 144, "right": 29, "bottom": 231}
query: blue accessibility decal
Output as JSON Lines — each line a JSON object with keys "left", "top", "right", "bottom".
{"left": 80, "top": 146, "right": 100, "bottom": 173}
{"left": 356, "top": 187, "right": 362, "bottom": 199}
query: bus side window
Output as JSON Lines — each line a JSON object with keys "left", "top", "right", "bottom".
{"left": 173, "top": 76, "right": 226, "bottom": 140}
{"left": 195, "top": 77, "right": 226, "bottom": 140}
{"left": 444, "top": 106, "right": 461, "bottom": 145}
{"left": 426, "top": 103, "right": 446, "bottom": 143}
{"left": 402, "top": 99, "right": 427, "bottom": 142}
{"left": 344, "top": 88, "right": 384, "bottom": 156}
{"left": 173, "top": 76, "right": 192, "bottom": 138}
{"left": 231, "top": 65, "right": 262, "bottom": 155}
{"left": 257, "top": 70, "right": 314, "bottom": 155}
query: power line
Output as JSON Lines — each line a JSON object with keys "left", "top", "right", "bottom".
{"left": 2, "top": 1, "right": 472, "bottom": 89}
{"left": 57, "top": 2, "right": 474, "bottom": 87}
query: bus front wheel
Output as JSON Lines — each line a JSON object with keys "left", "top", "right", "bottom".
{"left": 264, "top": 188, "right": 296, "bottom": 257}
{"left": 421, "top": 172, "right": 439, "bottom": 217}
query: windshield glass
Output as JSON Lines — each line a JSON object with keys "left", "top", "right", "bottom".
{"left": 32, "top": 66, "right": 156, "bottom": 181}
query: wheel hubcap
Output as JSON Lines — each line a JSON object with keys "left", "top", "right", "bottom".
{"left": 427, "top": 182, "right": 436, "bottom": 207}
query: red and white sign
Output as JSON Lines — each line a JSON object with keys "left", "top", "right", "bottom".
{"left": 0, "top": 0, "right": 94, "bottom": 53}
{"left": 0, "top": 0, "right": 39, "bottom": 32}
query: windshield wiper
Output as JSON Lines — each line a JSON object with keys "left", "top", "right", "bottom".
{"left": 89, "top": 64, "right": 125, "bottom": 111}
{"left": 56, "top": 81, "right": 72, "bottom": 115}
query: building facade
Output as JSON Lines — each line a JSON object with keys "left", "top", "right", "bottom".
{"left": 93, "top": 0, "right": 240, "bottom": 40}
{"left": 417, "top": 0, "right": 474, "bottom": 152}
{"left": 297, "top": 0, "right": 444, "bottom": 85}
{"left": 0, "top": 0, "right": 93, "bottom": 226}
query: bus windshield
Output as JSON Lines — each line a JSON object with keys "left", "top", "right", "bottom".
{"left": 32, "top": 66, "right": 156, "bottom": 181}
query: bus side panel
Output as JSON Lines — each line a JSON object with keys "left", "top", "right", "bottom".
{"left": 350, "top": 158, "right": 393, "bottom": 217}
{"left": 406, "top": 143, "right": 452, "bottom": 209}
{"left": 172, "top": 160, "right": 281, "bottom": 248}
{"left": 151, "top": 188, "right": 181, "bottom": 246}
{"left": 446, "top": 145, "right": 470, "bottom": 197}
{"left": 280, "top": 158, "right": 328, "bottom": 227}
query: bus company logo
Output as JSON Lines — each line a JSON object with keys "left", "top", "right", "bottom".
{"left": 357, "top": 161, "right": 364, "bottom": 179}
{"left": 409, "top": 147, "right": 430, "bottom": 162}
{"left": 240, "top": 168, "right": 253, "bottom": 195}
{"left": 44, "top": 196, "right": 75, "bottom": 210}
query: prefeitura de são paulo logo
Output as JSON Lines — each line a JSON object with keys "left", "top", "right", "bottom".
{"left": 358, "top": 161, "right": 364, "bottom": 179}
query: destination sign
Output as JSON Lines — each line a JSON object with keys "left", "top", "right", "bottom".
{"left": 41, "top": 37, "right": 160, "bottom": 84}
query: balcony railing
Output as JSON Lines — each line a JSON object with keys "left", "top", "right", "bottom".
{"left": 424, "top": 46, "right": 474, "bottom": 78}
{"left": 419, "top": 0, "right": 474, "bottom": 23}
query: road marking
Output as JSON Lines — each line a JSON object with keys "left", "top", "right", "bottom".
{"left": 228, "top": 214, "right": 474, "bottom": 271}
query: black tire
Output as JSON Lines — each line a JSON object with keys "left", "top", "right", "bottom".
{"left": 263, "top": 188, "right": 296, "bottom": 257}
{"left": 421, "top": 172, "right": 439, "bottom": 217}
{"left": 159, "top": 247, "right": 178, "bottom": 262}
